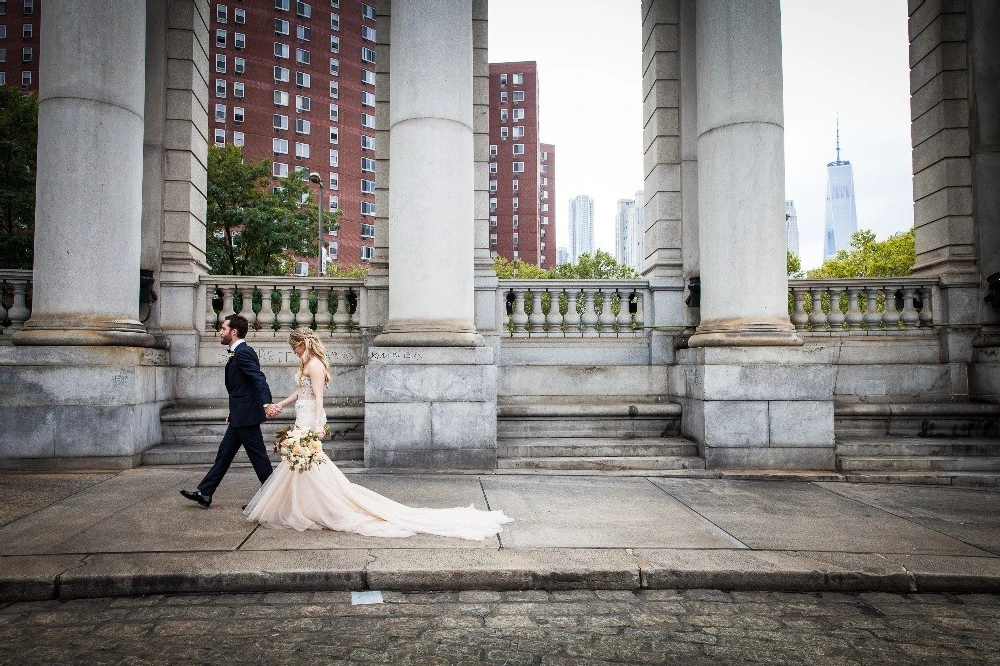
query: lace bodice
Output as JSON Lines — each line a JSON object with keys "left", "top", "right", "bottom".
{"left": 294, "top": 375, "right": 326, "bottom": 429}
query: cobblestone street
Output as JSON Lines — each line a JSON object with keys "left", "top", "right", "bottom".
{"left": 1, "top": 589, "right": 998, "bottom": 665}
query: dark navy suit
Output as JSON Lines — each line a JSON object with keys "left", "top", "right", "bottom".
{"left": 197, "top": 340, "right": 274, "bottom": 497}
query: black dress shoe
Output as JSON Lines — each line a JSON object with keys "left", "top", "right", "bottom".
{"left": 180, "top": 489, "right": 211, "bottom": 508}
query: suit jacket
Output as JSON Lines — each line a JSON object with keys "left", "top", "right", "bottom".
{"left": 225, "top": 342, "right": 272, "bottom": 428}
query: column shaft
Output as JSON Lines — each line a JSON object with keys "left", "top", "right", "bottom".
{"left": 14, "top": 0, "right": 152, "bottom": 347}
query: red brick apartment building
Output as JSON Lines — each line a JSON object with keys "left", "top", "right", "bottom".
{"left": 2, "top": 0, "right": 377, "bottom": 271}
{"left": 488, "top": 61, "right": 556, "bottom": 268}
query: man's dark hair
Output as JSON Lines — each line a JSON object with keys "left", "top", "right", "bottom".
{"left": 225, "top": 314, "right": 250, "bottom": 338}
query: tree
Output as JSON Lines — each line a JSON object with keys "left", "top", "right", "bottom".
{"left": 493, "top": 254, "right": 551, "bottom": 279}
{"left": 550, "top": 250, "right": 639, "bottom": 279}
{"left": 206, "top": 144, "right": 340, "bottom": 275}
{"left": 0, "top": 87, "right": 38, "bottom": 269}
{"left": 787, "top": 251, "right": 803, "bottom": 278}
{"left": 807, "top": 229, "right": 915, "bottom": 279}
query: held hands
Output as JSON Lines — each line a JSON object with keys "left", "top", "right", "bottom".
{"left": 264, "top": 403, "right": 283, "bottom": 419}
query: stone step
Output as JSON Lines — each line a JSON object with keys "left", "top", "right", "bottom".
{"left": 497, "top": 455, "right": 706, "bottom": 471}
{"left": 835, "top": 402, "right": 1000, "bottom": 438}
{"left": 836, "top": 436, "right": 1000, "bottom": 457}
{"left": 142, "top": 442, "right": 363, "bottom": 466}
{"left": 841, "top": 471, "right": 1000, "bottom": 489}
{"left": 497, "top": 399, "right": 681, "bottom": 439}
{"left": 837, "top": 456, "right": 1000, "bottom": 472}
{"left": 498, "top": 437, "right": 698, "bottom": 458}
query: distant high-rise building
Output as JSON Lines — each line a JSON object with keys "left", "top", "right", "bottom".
{"left": 557, "top": 246, "right": 569, "bottom": 265}
{"left": 785, "top": 200, "right": 800, "bottom": 257}
{"left": 614, "top": 190, "right": 645, "bottom": 272}
{"left": 823, "top": 120, "right": 859, "bottom": 259}
{"left": 568, "top": 195, "right": 595, "bottom": 263}
{"left": 488, "top": 61, "right": 555, "bottom": 267}
{"left": 1, "top": 0, "right": 40, "bottom": 91}
{"left": 633, "top": 189, "right": 645, "bottom": 272}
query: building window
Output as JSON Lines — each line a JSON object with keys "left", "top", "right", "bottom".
{"left": 274, "top": 42, "right": 289, "bottom": 58}
{"left": 273, "top": 162, "right": 289, "bottom": 178}
{"left": 274, "top": 66, "right": 289, "bottom": 82}
{"left": 329, "top": 241, "right": 338, "bottom": 259}
{"left": 361, "top": 3, "right": 375, "bottom": 20}
{"left": 329, "top": 172, "right": 338, "bottom": 189}
{"left": 489, "top": 162, "right": 497, "bottom": 174}
{"left": 329, "top": 127, "right": 339, "bottom": 144}
{"left": 297, "top": 24, "right": 311, "bottom": 41}
{"left": 234, "top": 57, "right": 245, "bottom": 74}
{"left": 328, "top": 196, "right": 339, "bottom": 210}
{"left": 329, "top": 81, "right": 339, "bottom": 98}
{"left": 330, "top": 58, "right": 339, "bottom": 75}
{"left": 513, "top": 215, "right": 519, "bottom": 228}
{"left": 234, "top": 33, "right": 245, "bottom": 49}
{"left": 362, "top": 25, "right": 375, "bottom": 42}
{"left": 273, "top": 138, "right": 289, "bottom": 154}
{"left": 234, "top": 131, "right": 245, "bottom": 146}
{"left": 235, "top": 8, "right": 245, "bottom": 24}
{"left": 361, "top": 179, "right": 375, "bottom": 194}
{"left": 361, "top": 91, "right": 375, "bottom": 108}
{"left": 330, "top": 35, "right": 340, "bottom": 52}
{"left": 233, "top": 82, "right": 245, "bottom": 98}
{"left": 542, "top": 216, "right": 548, "bottom": 225}
{"left": 513, "top": 91, "right": 525, "bottom": 103}
{"left": 513, "top": 143, "right": 525, "bottom": 156}
{"left": 513, "top": 73, "right": 524, "bottom": 85}
{"left": 541, "top": 190, "right": 548, "bottom": 199}
{"left": 275, "top": 18, "right": 290, "bottom": 34}
{"left": 541, "top": 151, "right": 549, "bottom": 160}
{"left": 513, "top": 162, "right": 525, "bottom": 173}
{"left": 513, "top": 126, "right": 524, "bottom": 138}
{"left": 500, "top": 109, "right": 508, "bottom": 123}
{"left": 541, "top": 164, "right": 548, "bottom": 174}
{"left": 490, "top": 216, "right": 497, "bottom": 228}
{"left": 361, "top": 157, "right": 375, "bottom": 172}
{"left": 361, "top": 135, "right": 375, "bottom": 151}
{"left": 23, "top": 0, "right": 33, "bottom": 13}
{"left": 234, "top": 107, "right": 244, "bottom": 123}
{"left": 329, "top": 149, "right": 339, "bottom": 167}
{"left": 500, "top": 91, "right": 508, "bottom": 104}
{"left": 295, "top": 95, "right": 311, "bottom": 112}
{"left": 20, "top": 71, "right": 30, "bottom": 87}
{"left": 273, "top": 114, "right": 289, "bottom": 130}
{"left": 214, "top": 129, "right": 226, "bottom": 145}
{"left": 296, "top": 48, "right": 310, "bottom": 65}
{"left": 361, "top": 246, "right": 375, "bottom": 261}
{"left": 329, "top": 103, "right": 339, "bottom": 121}
{"left": 361, "top": 224, "right": 375, "bottom": 238}
{"left": 513, "top": 180, "right": 519, "bottom": 192}
{"left": 361, "top": 202, "right": 375, "bottom": 216}
{"left": 489, "top": 198, "right": 497, "bottom": 212}
{"left": 216, "top": 29, "right": 227, "bottom": 47}
{"left": 0, "top": 73, "right": 6, "bottom": 86}
{"left": 274, "top": 90, "right": 289, "bottom": 106}
{"left": 499, "top": 73, "right": 507, "bottom": 86}
{"left": 513, "top": 233, "right": 519, "bottom": 247}
{"left": 490, "top": 233, "right": 497, "bottom": 245}
{"left": 330, "top": 13, "right": 340, "bottom": 30}
{"left": 500, "top": 127, "right": 508, "bottom": 140}
{"left": 215, "top": 104, "right": 226, "bottom": 122}
{"left": 489, "top": 180, "right": 497, "bottom": 193}
{"left": 296, "top": 1, "right": 312, "bottom": 18}
{"left": 361, "top": 113, "right": 375, "bottom": 129}
{"left": 540, "top": 177, "right": 547, "bottom": 186}
{"left": 541, "top": 203, "right": 549, "bottom": 212}
{"left": 22, "top": 23, "right": 31, "bottom": 38}
{"left": 20, "top": 46, "right": 31, "bottom": 61}
{"left": 217, "top": 4, "right": 227, "bottom": 23}
{"left": 215, "top": 79, "right": 227, "bottom": 98}
{"left": 275, "top": 0, "right": 290, "bottom": 10}
{"left": 215, "top": 54, "right": 226, "bottom": 73}
{"left": 296, "top": 71, "right": 311, "bottom": 87}
{"left": 361, "top": 47, "right": 376, "bottom": 64}
{"left": 513, "top": 108, "right": 525, "bottom": 121}
{"left": 295, "top": 142, "right": 310, "bottom": 159}
{"left": 296, "top": 118, "right": 310, "bottom": 134}
{"left": 512, "top": 198, "right": 519, "bottom": 211}
{"left": 362, "top": 70, "right": 376, "bottom": 87}
{"left": 489, "top": 144, "right": 497, "bottom": 157}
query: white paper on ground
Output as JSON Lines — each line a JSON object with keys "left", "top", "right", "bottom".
{"left": 351, "top": 590, "right": 384, "bottom": 605}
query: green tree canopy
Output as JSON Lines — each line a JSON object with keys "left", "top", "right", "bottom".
{"left": 787, "top": 251, "right": 803, "bottom": 278}
{"left": 493, "top": 249, "right": 640, "bottom": 280}
{"left": 807, "top": 228, "right": 915, "bottom": 279}
{"left": 207, "top": 144, "right": 340, "bottom": 275}
{"left": 0, "top": 86, "right": 38, "bottom": 269}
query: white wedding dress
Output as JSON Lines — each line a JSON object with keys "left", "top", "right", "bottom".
{"left": 243, "top": 376, "right": 512, "bottom": 540}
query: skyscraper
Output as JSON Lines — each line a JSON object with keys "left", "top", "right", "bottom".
{"left": 614, "top": 190, "right": 645, "bottom": 272}
{"left": 633, "top": 188, "right": 645, "bottom": 272}
{"left": 823, "top": 121, "right": 859, "bottom": 259}
{"left": 785, "top": 199, "right": 800, "bottom": 258}
{"left": 568, "top": 195, "right": 594, "bottom": 263}
{"left": 488, "top": 61, "right": 556, "bottom": 267}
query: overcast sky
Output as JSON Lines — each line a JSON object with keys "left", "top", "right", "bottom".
{"left": 488, "top": 0, "right": 914, "bottom": 271}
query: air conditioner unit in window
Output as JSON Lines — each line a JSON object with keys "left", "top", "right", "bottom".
{"left": 293, "top": 261, "right": 310, "bottom": 277}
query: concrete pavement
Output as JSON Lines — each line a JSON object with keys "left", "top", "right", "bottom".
{"left": 1, "top": 467, "right": 999, "bottom": 601}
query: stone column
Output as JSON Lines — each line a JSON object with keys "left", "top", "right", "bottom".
{"left": 686, "top": 0, "right": 799, "bottom": 348}
{"left": 13, "top": 0, "right": 153, "bottom": 348}
{"left": 375, "top": 0, "right": 481, "bottom": 348}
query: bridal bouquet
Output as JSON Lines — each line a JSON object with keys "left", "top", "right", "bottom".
{"left": 274, "top": 426, "right": 327, "bottom": 472}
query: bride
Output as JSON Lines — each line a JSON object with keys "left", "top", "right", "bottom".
{"left": 243, "top": 328, "right": 512, "bottom": 540}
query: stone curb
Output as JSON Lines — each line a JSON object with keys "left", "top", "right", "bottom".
{"left": 3, "top": 548, "right": 999, "bottom": 602}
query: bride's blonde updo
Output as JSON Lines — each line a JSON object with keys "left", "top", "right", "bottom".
{"left": 288, "top": 328, "right": 330, "bottom": 385}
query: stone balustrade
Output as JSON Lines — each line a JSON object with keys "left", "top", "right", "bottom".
{"left": 202, "top": 276, "right": 366, "bottom": 336}
{"left": 787, "top": 277, "right": 937, "bottom": 334}
{"left": 0, "top": 270, "right": 33, "bottom": 339}
{"left": 499, "top": 280, "right": 651, "bottom": 338}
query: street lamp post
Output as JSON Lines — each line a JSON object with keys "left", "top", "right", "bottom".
{"left": 308, "top": 172, "right": 325, "bottom": 276}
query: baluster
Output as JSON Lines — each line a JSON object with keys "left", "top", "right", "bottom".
{"left": 238, "top": 285, "right": 256, "bottom": 331}
{"left": 900, "top": 286, "right": 920, "bottom": 329}
{"left": 0, "top": 280, "right": 9, "bottom": 334}
{"left": 257, "top": 286, "right": 277, "bottom": 332}
{"left": 545, "top": 288, "right": 563, "bottom": 336}
{"left": 205, "top": 283, "right": 220, "bottom": 332}
{"left": 528, "top": 290, "right": 545, "bottom": 335}
{"left": 6, "top": 280, "right": 31, "bottom": 332}
{"left": 332, "top": 287, "right": 350, "bottom": 332}
{"left": 807, "top": 287, "right": 827, "bottom": 331}
{"left": 315, "top": 286, "right": 333, "bottom": 333}
{"left": 882, "top": 285, "right": 901, "bottom": 330}
{"left": 616, "top": 290, "right": 632, "bottom": 336}
{"left": 827, "top": 287, "right": 846, "bottom": 330}
{"left": 862, "top": 288, "right": 881, "bottom": 329}
{"left": 581, "top": 289, "right": 599, "bottom": 337}
{"left": 918, "top": 285, "right": 934, "bottom": 328}
{"left": 597, "top": 287, "right": 616, "bottom": 336}
{"left": 275, "top": 286, "right": 295, "bottom": 331}
{"left": 218, "top": 285, "right": 236, "bottom": 320}
{"left": 511, "top": 288, "right": 528, "bottom": 337}
{"left": 563, "top": 289, "right": 582, "bottom": 336}
{"left": 845, "top": 287, "right": 864, "bottom": 330}
{"left": 789, "top": 287, "right": 808, "bottom": 330}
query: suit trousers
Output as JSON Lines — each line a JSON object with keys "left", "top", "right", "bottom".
{"left": 198, "top": 424, "right": 273, "bottom": 497}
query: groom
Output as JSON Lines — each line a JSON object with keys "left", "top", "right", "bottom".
{"left": 181, "top": 314, "right": 275, "bottom": 508}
